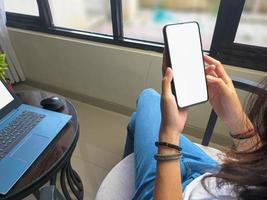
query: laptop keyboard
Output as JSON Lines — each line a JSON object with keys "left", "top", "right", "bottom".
{"left": 0, "top": 111, "right": 46, "bottom": 160}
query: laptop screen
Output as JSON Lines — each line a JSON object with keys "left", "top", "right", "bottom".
{"left": 0, "top": 81, "right": 14, "bottom": 110}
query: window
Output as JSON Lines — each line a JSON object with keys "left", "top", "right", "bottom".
{"left": 48, "top": 0, "right": 112, "bottom": 35}
{"left": 235, "top": 0, "right": 267, "bottom": 47}
{"left": 122, "top": 0, "right": 220, "bottom": 50}
{"left": 4, "top": 0, "right": 267, "bottom": 71}
{"left": 5, "top": 0, "right": 39, "bottom": 16}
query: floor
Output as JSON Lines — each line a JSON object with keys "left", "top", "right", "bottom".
{"left": 69, "top": 99, "right": 129, "bottom": 199}
{"left": 16, "top": 83, "right": 219, "bottom": 200}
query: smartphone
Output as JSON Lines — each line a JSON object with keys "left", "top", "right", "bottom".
{"left": 163, "top": 22, "right": 208, "bottom": 108}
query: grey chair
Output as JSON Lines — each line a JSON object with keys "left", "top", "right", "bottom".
{"left": 95, "top": 76, "right": 266, "bottom": 200}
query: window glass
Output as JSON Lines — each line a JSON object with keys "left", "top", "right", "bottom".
{"left": 49, "top": 0, "right": 112, "bottom": 35}
{"left": 4, "top": 0, "right": 39, "bottom": 16}
{"left": 122, "top": 0, "right": 220, "bottom": 50}
{"left": 235, "top": 0, "right": 267, "bottom": 47}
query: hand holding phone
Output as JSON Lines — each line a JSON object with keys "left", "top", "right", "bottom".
{"left": 160, "top": 66, "right": 189, "bottom": 135}
{"left": 163, "top": 22, "right": 208, "bottom": 108}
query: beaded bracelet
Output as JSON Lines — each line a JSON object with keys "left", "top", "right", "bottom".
{"left": 229, "top": 128, "right": 257, "bottom": 140}
{"left": 155, "top": 141, "right": 182, "bottom": 151}
{"left": 154, "top": 153, "right": 181, "bottom": 161}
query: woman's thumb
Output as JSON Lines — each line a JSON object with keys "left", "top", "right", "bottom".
{"left": 162, "top": 67, "right": 173, "bottom": 97}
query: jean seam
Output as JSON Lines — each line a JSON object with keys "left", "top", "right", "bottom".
{"left": 184, "top": 160, "right": 191, "bottom": 178}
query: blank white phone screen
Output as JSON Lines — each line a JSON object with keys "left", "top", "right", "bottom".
{"left": 166, "top": 23, "right": 208, "bottom": 108}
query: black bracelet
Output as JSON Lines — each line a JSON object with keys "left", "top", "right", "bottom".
{"left": 155, "top": 141, "right": 182, "bottom": 151}
{"left": 154, "top": 153, "right": 181, "bottom": 161}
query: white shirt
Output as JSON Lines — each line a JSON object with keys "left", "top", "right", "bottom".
{"left": 183, "top": 173, "right": 236, "bottom": 200}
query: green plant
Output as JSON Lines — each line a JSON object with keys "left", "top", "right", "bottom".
{"left": 0, "top": 53, "right": 8, "bottom": 80}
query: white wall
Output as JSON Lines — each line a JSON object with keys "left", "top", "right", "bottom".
{"left": 8, "top": 28, "right": 267, "bottom": 142}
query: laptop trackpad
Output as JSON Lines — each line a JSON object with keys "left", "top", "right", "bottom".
{"left": 11, "top": 135, "right": 50, "bottom": 163}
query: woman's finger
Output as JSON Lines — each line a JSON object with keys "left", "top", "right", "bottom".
{"left": 205, "top": 64, "right": 216, "bottom": 69}
{"left": 203, "top": 55, "right": 222, "bottom": 67}
{"left": 162, "top": 49, "right": 168, "bottom": 76}
{"left": 162, "top": 67, "right": 173, "bottom": 97}
{"left": 206, "top": 70, "right": 218, "bottom": 78}
{"left": 206, "top": 75, "right": 228, "bottom": 94}
{"left": 204, "top": 55, "right": 231, "bottom": 84}
{"left": 205, "top": 65, "right": 218, "bottom": 78}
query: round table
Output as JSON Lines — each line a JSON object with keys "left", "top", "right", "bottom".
{"left": 0, "top": 90, "right": 84, "bottom": 200}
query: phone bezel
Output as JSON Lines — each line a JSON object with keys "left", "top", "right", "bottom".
{"left": 163, "top": 21, "right": 209, "bottom": 109}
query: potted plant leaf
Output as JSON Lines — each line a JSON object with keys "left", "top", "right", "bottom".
{"left": 0, "top": 53, "right": 13, "bottom": 90}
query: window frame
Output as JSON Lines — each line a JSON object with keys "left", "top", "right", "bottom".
{"left": 5, "top": 0, "right": 267, "bottom": 71}
{"left": 209, "top": 0, "right": 267, "bottom": 71}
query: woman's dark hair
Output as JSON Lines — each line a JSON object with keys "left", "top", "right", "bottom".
{"left": 202, "top": 77, "right": 267, "bottom": 200}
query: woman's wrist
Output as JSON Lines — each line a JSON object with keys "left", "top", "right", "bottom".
{"left": 159, "top": 130, "right": 180, "bottom": 142}
{"left": 227, "top": 112, "right": 254, "bottom": 135}
{"left": 159, "top": 130, "right": 180, "bottom": 154}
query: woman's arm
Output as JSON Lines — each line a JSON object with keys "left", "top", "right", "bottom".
{"left": 154, "top": 67, "right": 187, "bottom": 200}
{"left": 204, "top": 55, "right": 261, "bottom": 151}
{"left": 154, "top": 131, "right": 182, "bottom": 200}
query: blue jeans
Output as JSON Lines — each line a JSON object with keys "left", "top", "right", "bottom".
{"left": 124, "top": 89, "right": 219, "bottom": 200}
